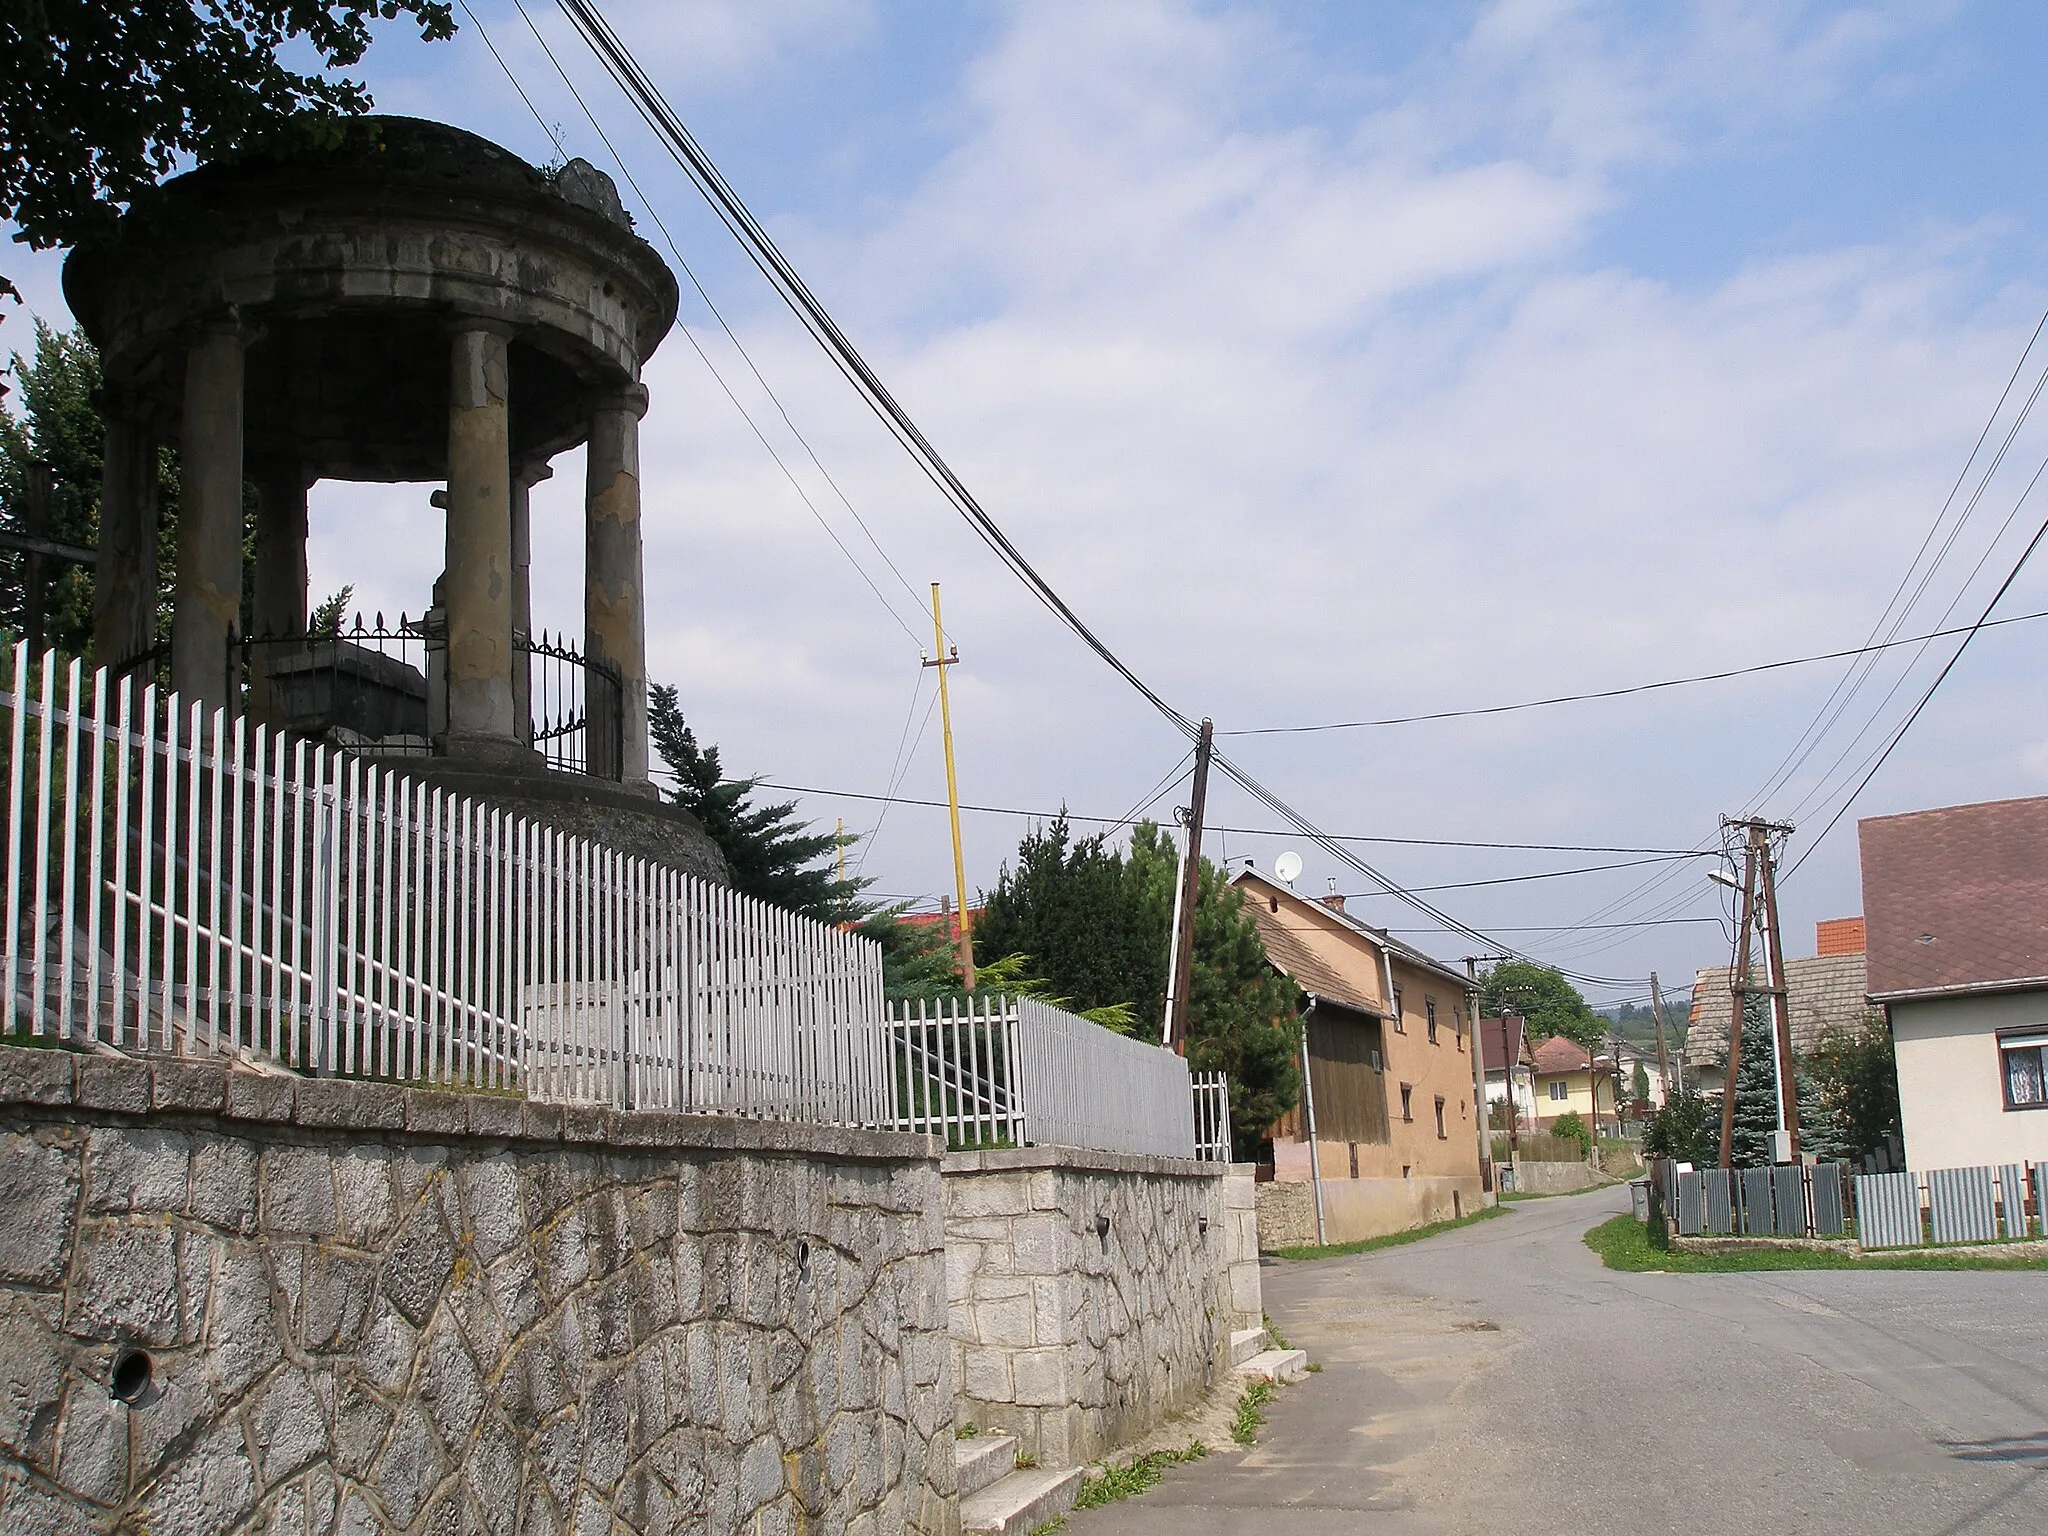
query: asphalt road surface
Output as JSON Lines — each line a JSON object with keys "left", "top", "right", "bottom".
{"left": 1069, "top": 1184, "right": 2048, "bottom": 1535}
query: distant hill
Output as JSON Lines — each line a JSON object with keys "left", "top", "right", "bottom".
{"left": 1597, "top": 999, "right": 1687, "bottom": 1051}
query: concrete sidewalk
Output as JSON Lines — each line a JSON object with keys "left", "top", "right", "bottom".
{"left": 1064, "top": 1186, "right": 2048, "bottom": 1535}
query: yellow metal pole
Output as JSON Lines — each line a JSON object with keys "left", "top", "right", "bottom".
{"left": 928, "top": 583, "right": 975, "bottom": 988}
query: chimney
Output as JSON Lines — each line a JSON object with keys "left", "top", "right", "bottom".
{"left": 1816, "top": 916, "right": 1865, "bottom": 957}
{"left": 1320, "top": 893, "right": 1345, "bottom": 913}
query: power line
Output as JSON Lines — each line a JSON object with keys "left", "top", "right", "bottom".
{"left": 1783, "top": 449, "right": 2048, "bottom": 880}
{"left": 752, "top": 781, "right": 1705, "bottom": 855}
{"left": 510, "top": 0, "right": 934, "bottom": 632}
{"left": 1750, "top": 312, "right": 2048, "bottom": 815}
{"left": 553, "top": 0, "right": 1650, "bottom": 990}
{"left": 471, "top": 1, "right": 931, "bottom": 649}
{"left": 1216, "top": 606, "right": 2048, "bottom": 736}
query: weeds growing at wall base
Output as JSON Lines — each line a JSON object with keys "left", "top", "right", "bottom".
{"left": 1074, "top": 1443, "right": 1207, "bottom": 1509}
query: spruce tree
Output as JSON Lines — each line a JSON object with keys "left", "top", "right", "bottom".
{"left": 1727, "top": 994, "right": 1782, "bottom": 1167}
{"left": 647, "top": 684, "right": 865, "bottom": 922}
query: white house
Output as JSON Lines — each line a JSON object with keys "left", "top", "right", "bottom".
{"left": 1861, "top": 796, "right": 2048, "bottom": 1171}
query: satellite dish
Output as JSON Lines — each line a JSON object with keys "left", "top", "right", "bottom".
{"left": 1273, "top": 851, "right": 1303, "bottom": 886}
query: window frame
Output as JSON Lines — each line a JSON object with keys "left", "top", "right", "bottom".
{"left": 1548, "top": 1080, "right": 1569, "bottom": 1102}
{"left": 1434, "top": 1096, "right": 1447, "bottom": 1139}
{"left": 1391, "top": 984, "right": 1405, "bottom": 1033}
{"left": 1399, "top": 1082, "right": 1414, "bottom": 1121}
{"left": 1426, "top": 997, "right": 1438, "bottom": 1045}
{"left": 1998, "top": 1030, "right": 2048, "bottom": 1111}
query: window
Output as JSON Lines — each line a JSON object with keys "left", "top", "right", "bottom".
{"left": 2001, "top": 1032, "right": 2048, "bottom": 1109}
{"left": 1400, "top": 1083, "right": 1414, "bottom": 1121}
{"left": 1434, "top": 1097, "right": 1447, "bottom": 1138}
{"left": 1348, "top": 1143, "right": 1360, "bottom": 1179}
{"left": 1391, "top": 985, "right": 1405, "bottom": 1033}
{"left": 1426, "top": 998, "right": 1438, "bottom": 1044}
{"left": 1549, "top": 1080, "right": 1569, "bottom": 1102}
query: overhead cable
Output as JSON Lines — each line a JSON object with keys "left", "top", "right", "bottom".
{"left": 554, "top": 0, "right": 1648, "bottom": 988}
{"left": 1217, "top": 606, "right": 2048, "bottom": 736}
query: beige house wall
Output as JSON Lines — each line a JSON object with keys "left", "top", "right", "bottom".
{"left": 1892, "top": 990, "right": 2048, "bottom": 1170}
{"left": 1242, "top": 873, "right": 1484, "bottom": 1242}
{"left": 1531, "top": 1067, "right": 1614, "bottom": 1130}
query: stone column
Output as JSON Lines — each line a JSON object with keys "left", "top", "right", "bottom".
{"left": 172, "top": 320, "right": 245, "bottom": 709}
{"left": 247, "top": 460, "right": 310, "bottom": 723}
{"left": 91, "top": 397, "right": 159, "bottom": 670}
{"left": 442, "top": 321, "right": 521, "bottom": 756}
{"left": 512, "top": 461, "right": 551, "bottom": 748}
{"left": 585, "top": 383, "right": 650, "bottom": 787}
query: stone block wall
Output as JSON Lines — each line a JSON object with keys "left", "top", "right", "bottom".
{"left": 1218, "top": 1164, "right": 1262, "bottom": 1333}
{"left": 941, "top": 1148, "right": 1228, "bottom": 1469}
{"left": 0, "top": 1046, "right": 957, "bottom": 1536}
{"left": 1255, "top": 1172, "right": 1480, "bottom": 1250}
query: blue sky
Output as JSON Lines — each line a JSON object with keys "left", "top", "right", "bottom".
{"left": 10, "top": 1, "right": 2048, "bottom": 1008}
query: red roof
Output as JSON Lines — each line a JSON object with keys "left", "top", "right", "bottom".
{"left": 1860, "top": 796, "right": 2048, "bottom": 1000}
{"left": 1531, "top": 1034, "right": 1591, "bottom": 1074}
{"left": 1816, "top": 916, "right": 1865, "bottom": 957}
{"left": 1480, "top": 1015, "right": 1530, "bottom": 1072}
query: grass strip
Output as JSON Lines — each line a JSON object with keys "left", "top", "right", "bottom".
{"left": 1270, "top": 1202, "right": 1507, "bottom": 1261}
{"left": 1230, "top": 1380, "right": 1276, "bottom": 1445}
{"left": 1584, "top": 1213, "right": 2048, "bottom": 1273}
{"left": 1074, "top": 1443, "right": 1207, "bottom": 1509}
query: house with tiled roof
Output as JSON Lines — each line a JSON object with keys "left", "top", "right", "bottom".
{"left": 1685, "top": 923, "right": 1869, "bottom": 1100}
{"left": 1860, "top": 795, "right": 2048, "bottom": 1170}
{"left": 1529, "top": 1034, "right": 1619, "bottom": 1133}
{"left": 1232, "top": 867, "right": 1485, "bottom": 1247}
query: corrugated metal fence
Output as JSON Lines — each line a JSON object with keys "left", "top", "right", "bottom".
{"left": 1664, "top": 1160, "right": 2048, "bottom": 1249}
{"left": 883, "top": 994, "right": 1220, "bottom": 1159}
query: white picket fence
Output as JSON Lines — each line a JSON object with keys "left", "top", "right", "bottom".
{"left": 884, "top": 994, "right": 1223, "bottom": 1159}
{"left": 1, "top": 646, "right": 889, "bottom": 1123}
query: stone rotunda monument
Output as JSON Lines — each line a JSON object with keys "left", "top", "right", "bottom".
{"left": 63, "top": 116, "right": 722, "bottom": 877}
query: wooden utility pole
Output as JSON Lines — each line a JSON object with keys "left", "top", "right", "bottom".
{"left": 925, "top": 583, "right": 974, "bottom": 988}
{"left": 1755, "top": 824, "right": 1801, "bottom": 1157}
{"left": 1716, "top": 819, "right": 1798, "bottom": 1166}
{"left": 1164, "top": 719, "right": 1214, "bottom": 1055}
{"left": 1465, "top": 957, "right": 1494, "bottom": 1196}
{"left": 1649, "top": 970, "right": 1676, "bottom": 1101}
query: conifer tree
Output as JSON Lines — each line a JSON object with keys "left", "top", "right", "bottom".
{"left": 1727, "top": 994, "right": 1782, "bottom": 1167}
{"left": 647, "top": 684, "right": 864, "bottom": 923}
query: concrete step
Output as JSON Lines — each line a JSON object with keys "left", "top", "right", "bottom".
{"left": 1238, "top": 1348, "right": 1308, "bottom": 1383}
{"left": 960, "top": 1466, "right": 1084, "bottom": 1536}
{"left": 954, "top": 1434, "right": 1018, "bottom": 1500}
{"left": 1228, "top": 1327, "right": 1269, "bottom": 1367}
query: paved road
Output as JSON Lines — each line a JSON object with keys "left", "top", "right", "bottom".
{"left": 1069, "top": 1185, "right": 2048, "bottom": 1535}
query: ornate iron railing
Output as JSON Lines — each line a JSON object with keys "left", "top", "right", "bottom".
{"left": 111, "top": 617, "right": 625, "bottom": 780}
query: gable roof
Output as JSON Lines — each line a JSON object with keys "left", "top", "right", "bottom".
{"left": 1684, "top": 952, "right": 1867, "bottom": 1069}
{"left": 1231, "top": 868, "right": 1470, "bottom": 991}
{"left": 1860, "top": 796, "right": 2048, "bottom": 1001}
{"left": 1228, "top": 876, "right": 1392, "bottom": 1024}
{"left": 1480, "top": 1015, "right": 1531, "bottom": 1073}
{"left": 1531, "top": 1034, "right": 1591, "bottom": 1075}
{"left": 1244, "top": 898, "right": 1382, "bottom": 1018}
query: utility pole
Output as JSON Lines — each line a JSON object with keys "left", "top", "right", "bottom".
{"left": 925, "top": 583, "right": 974, "bottom": 988}
{"left": 1649, "top": 971, "right": 1677, "bottom": 1101}
{"left": 1715, "top": 818, "right": 1798, "bottom": 1167}
{"left": 835, "top": 818, "right": 846, "bottom": 922}
{"left": 1164, "top": 719, "right": 1213, "bottom": 1056}
{"left": 1465, "top": 956, "right": 1505, "bottom": 1200}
